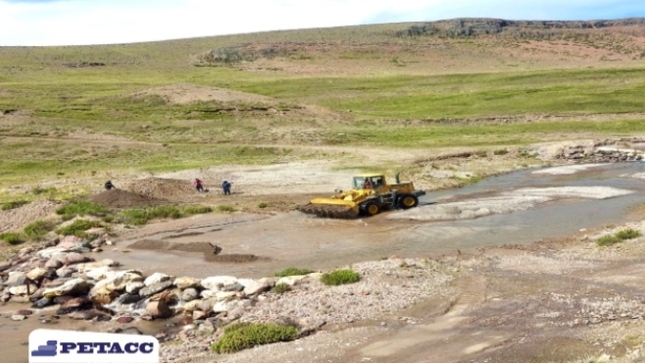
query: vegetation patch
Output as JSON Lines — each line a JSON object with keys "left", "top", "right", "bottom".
{"left": 118, "top": 205, "right": 182, "bottom": 225}
{"left": 1, "top": 200, "right": 29, "bottom": 211}
{"left": 56, "top": 200, "right": 109, "bottom": 220}
{"left": 1, "top": 232, "right": 25, "bottom": 245}
{"left": 216, "top": 205, "right": 235, "bottom": 213}
{"left": 596, "top": 228, "right": 642, "bottom": 246}
{"left": 211, "top": 322, "right": 298, "bottom": 354}
{"left": 57, "top": 219, "right": 102, "bottom": 237}
{"left": 275, "top": 267, "right": 314, "bottom": 277}
{"left": 320, "top": 269, "right": 361, "bottom": 286}
{"left": 182, "top": 205, "right": 213, "bottom": 215}
{"left": 23, "top": 220, "right": 56, "bottom": 240}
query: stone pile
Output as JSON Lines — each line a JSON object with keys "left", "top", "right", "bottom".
{"left": 559, "top": 140, "right": 645, "bottom": 163}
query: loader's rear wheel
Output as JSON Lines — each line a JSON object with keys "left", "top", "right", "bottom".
{"left": 363, "top": 202, "right": 380, "bottom": 216}
{"left": 398, "top": 194, "right": 419, "bottom": 209}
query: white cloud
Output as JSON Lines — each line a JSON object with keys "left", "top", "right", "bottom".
{"left": 0, "top": 0, "right": 644, "bottom": 46}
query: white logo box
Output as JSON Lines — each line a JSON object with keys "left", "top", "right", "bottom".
{"left": 29, "top": 329, "right": 159, "bottom": 363}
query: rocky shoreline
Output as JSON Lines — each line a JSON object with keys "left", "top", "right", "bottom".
{"left": 0, "top": 234, "right": 455, "bottom": 362}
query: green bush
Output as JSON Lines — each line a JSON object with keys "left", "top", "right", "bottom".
{"left": 57, "top": 219, "right": 101, "bottom": 237}
{"left": 596, "top": 235, "right": 621, "bottom": 246}
{"left": 615, "top": 228, "right": 641, "bottom": 240}
{"left": 2, "top": 200, "right": 29, "bottom": 211}
{"left": 275, "top": 267, "right": 314, "bottom": 277}
{"left": 494, "top": 149, "right": 509, "bottom": 155}
{"left": 56, "top": 200, "right": 108, "bottom": 218}
{"left": 211, "top": 323, "right": 298, "bottom": 354}
{"left": 23, "top": 220, "right": 55, "bottom": 240}
{"left": 271, "top": 283, "right": 291, "bottom": 294}
{"left": 320, "top": 269, "right": 361, "bottom": 286}
{"left": 1, "top": 232, "right": 25, "bottom": 245}
{"left": 183, "top": 205, "right": 213, "bottom": 215}
{"left": 258, "top": 202, "right": 269, "bottom": 209}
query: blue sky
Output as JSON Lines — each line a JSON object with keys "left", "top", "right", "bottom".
{"left": 1, "top": 0, "right": 645, "bottom": 46}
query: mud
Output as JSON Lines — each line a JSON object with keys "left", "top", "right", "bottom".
{"left": 90, "top": 189, "right": 166, "bottom": 208}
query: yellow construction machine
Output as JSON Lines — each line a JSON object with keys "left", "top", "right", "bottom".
{"left": 299, "top": 173, "right": 426, "bottom": 218}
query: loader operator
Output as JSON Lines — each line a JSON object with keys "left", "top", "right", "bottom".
{"left": 364, "top": 178, "right": 372, "bottom": 189}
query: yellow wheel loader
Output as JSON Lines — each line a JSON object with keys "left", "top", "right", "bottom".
{"left": 299, "top": 174, "right": 426, "bottom": 218}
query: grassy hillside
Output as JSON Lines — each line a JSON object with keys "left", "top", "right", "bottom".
{"left": 1, "top": 18, "right": 645, "bottom": 186}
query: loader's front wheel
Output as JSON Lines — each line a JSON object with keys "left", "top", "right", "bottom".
{"left": 398, "top": 194, "right": 419, "bottom": 209}
{"left": 363, "top": 201, "right": 380, "bottom": 216}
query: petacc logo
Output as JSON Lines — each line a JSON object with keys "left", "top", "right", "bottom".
{"left": 29, "top": 329, "right": 159, "bottom": 363}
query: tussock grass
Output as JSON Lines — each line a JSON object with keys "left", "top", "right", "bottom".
{"left": 271, "top": 283, "right": 292, "bottom": 294}
{"left": 57, "top": 219, "right": 102, "bottom": 237}
{"left": 596, "top": 228, "right": 642, "bottom": 246}
{"left": 320, "top": 269, "right": 361, "bottom": 286}
{"left": 56, "top": 200, "right": 109, "bottom": 220}
{"left": 211, "top": 323, "right": 298, "bottom": 354}
{"left": 23, "top": 220, "right": 56, "bottom": 240}
{"left": 117, "top": 205, "right": 211, "bottom": 225}
{"left": 0, "top": 232, "right": 25, "bottom": 245}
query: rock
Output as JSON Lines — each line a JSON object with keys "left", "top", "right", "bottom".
{"left": 212, "top": 299, "right": 247, "bottom": 313}
{"left": 139, "top": 281, "right": 173, "bottom": 298}
{"left": 146, "top": 300, "right": 172, "bottom": 319}
{"left": 221, "top": 282, "right": 244, "bottom": 292}
{"left": 174, "top": 276, "right": 201, "bottom": 290}
{"left": 85, "top": 266, "right": 113, "bottom": 280}
{"left": 61, "top": 252, "right": 89, "bottom": 265}
{"left": 239, "top": 278, "right": 273, "bottom": 295}
{"left": 57, "top": 297, "right": 92, "bottom": 315}
{"left": 43, "top": 278, "right": 93, "bottom": 298}
{"left": 11, "top": 314, "right": 27, "bottom": 321}
{"left": 115, "top": 327, "right": 143, "bottom": 335}
{"left": 201, "top": 276, "right": 237, "bottom": 291}
{"left": 277, "top": 275, "right": 307, "bottom": 286}
{"left": 0, "top": 262, "right": 11, "bottom": 272}
{"left": 6, "top": 272, "right": 28, "bottom": 286}
{"left": 125, "top": 281, "right": 144, "bottom": 294}
{"left": 116, "top": 316, "right": 135, "bottom": 324}
{"left": 10, "top": 295, "right": 30, "bottom": 303}
{"left": 44, "top": 258, "right": 62, "bottom": 269}
{"left": 55, "top": 267, "right": 75, "bottom": 278}
{"left": 89, "top": 286, "right": 119, "bottom": 305}
{"left": 192, "top": 310, "right": 208, "bottom": 321}
{"left": 16, "top": 309, "right": 33, "bottom": 315}
{"left": 32, "top": 297, "right": 54, "bottom": 309}
{"left": 53, "top": 296, "right": 74, "bottom": 305}
{"left": 115, "top": 293, "right": 143, "bottom": 305}
{"left": 9, "top": 284, "right": 38, "bottom": 296}
{"left": 182, "top": 300, "right": 203, "bottom": 312}
{"left": 75, "top": 259, "right": 116, "bottom": 273}
{"left": 181, "top": 288, "right": 198, "bottom": 302}
{"left": 144, "top": 272, "right": 172, "bottom": 286}
{"left": 26, "top": 267, "right": 49, "bottom": 281}
{"left": 68, "top": 310, "right": 103, "bottom": 320}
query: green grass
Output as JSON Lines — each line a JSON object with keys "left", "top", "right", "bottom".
{"left": 182, "top": 205, "right": 213, "bottom": 215}
{"left": 56, "top": 200, "right": 109, "bottom": 220}
{"left": 596, "top": 228, "right": 642, "bottom": 246}
{"left": 23, "top": 220, "right": 56, "bottom": 240}
{"left": 215, "top": 205, "right": 236, "bottom": 213}
{"left": 116, "top": 205, "right": 211, "bottom": 225}
{"left": 211, "top": 323, "right": 298, "bottom": 354}
{"left": 275, "top": 267, "right": 314, "bottom": 277}
{"left": 56, "top": 219, "right": 102, "bottom": 237}
{"left": 1, "top": 200, "right": 29, "bottom": 211}
{"left": 0, "top": 232, "right": 26, "bottom": 245}
{"left": 320, "top": 269, "right": 361, "bottom": 286}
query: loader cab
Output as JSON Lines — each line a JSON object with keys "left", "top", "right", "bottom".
{"left": 353, "top": 175, "right": 386, "bottom": 190}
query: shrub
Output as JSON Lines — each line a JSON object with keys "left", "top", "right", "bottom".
{"left": 56, "top": 200, "right": 108, "bottom": 218}
{"left": 494, "top": 149, "right": 509, "bottom": 155}
{"left": 258, "top": 202, "right": 269, "bottom": 209}
{"left": 275, "top": 267, "right": 314, "bottom": 277}
{"left": 1, "top": 232, "right": 25, "bottom": 245}
{"left": 183, "top": 205, "right": 213, "bottom": 215}
{"left": 119, "top": 206, "right": 182, "bottom": 225}
{"left": 216, "top": 205, "right": 235, "bottom": 213}
{"left": 320, "top": 269, "right": 361, "bottom": 286}
{"left": 1, "top": 200, "right": 29, "bottom": 211}
{"left": 271, "top": 283, "right": 291, "bottom": 294}
{"left": 57, "top": 219, "right": 101, "bottom": 237}
{"left": 615, "top": 228, "right": 641, "bottom": 240}
{"left": 211, "top": 323, "right": 298, "bottom": 354}
{"left": 596, "top": 235, "right": 621, "bottom": 246}
{"left": 23, "top": 220, "right": 55, "bottom": 240}
{"left": 31, "top": 186, "right": 57, "bottom": 195}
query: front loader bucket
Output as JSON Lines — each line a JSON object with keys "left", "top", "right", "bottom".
{"left": 298, "top": 199, "right": 360, "bottom": 219}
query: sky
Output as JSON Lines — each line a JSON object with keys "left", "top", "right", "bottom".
{"left": 1, "top": 0, "right": 645, "bottom": 46}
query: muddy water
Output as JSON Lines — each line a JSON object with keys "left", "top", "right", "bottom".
{"left": 101, "top": 162, "right": 645, "bottom": 279}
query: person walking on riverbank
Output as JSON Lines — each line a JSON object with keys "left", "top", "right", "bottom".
{"left": 222, "top": 180, "right": 231, "bottom": 195}
{"left": 194, "top": 178, "right": 204, "bottom": 193}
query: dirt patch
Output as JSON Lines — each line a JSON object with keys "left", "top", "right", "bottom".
{"left": 125, "top": 178, "right": 197, "bottom": 200}
{"left": 90, "top": 189, "right": 165, "bottom": 209}
{"left": 131, "top": 84, "right": 276, "bottom": 106}
{"left": 0, "top": 200, "right": 61, "bottom": 233}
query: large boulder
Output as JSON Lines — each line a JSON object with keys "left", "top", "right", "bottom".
{"left": 174, "top": 276, "right": 201, "bottom": 290}
{"left": 26, "top": 267, "right": 49, "bottom": 281}
{"left": 201, "top": 276, "right": 237, "bottom": 291}
{"left": 146, "top": 300, "right": 172, "bottom": 319}
{"left": 144, "top": 273, "right": 172, "bottom": 286}
{"left": 239, "top": 278, "right": 274, "bottom": 295}
{"left": 139, "top": 281, "right": 173, "bottom": 298}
